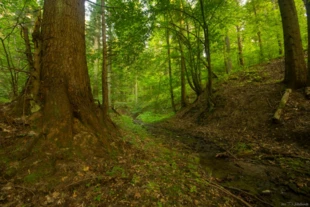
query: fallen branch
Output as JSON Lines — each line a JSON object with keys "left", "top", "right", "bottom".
{"left": 208, "top": 181, "right": 253, "bottom": 207}
{"left": 223, "top": 185, "right": 273, "bottom": 206}
{"left": 272, "top": 89, "right": 292, "bottom": 123}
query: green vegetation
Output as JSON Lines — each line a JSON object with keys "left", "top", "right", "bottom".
{"left": 137, "top": 111, "right": 174, "bottom": 123}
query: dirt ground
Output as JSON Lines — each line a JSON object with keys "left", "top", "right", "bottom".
{"left": 0, "top": 58, "right": 310, "bottom": 207}
{"left": 154, "top": 58, "right": 310, "bottom": 206}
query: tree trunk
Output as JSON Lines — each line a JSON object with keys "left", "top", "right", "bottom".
{"left": 224, "top": 32, "right": 232, "bottom": 74}
{"left": 236, "top": 25, "right": 244, "bottom": 66}
{"left": 101, "top": 0, "right": 109, "bottom": 116}
{"left": 166, "top": 26, "right": 177, "bottom": 113}
{"left": 199, "top": 0, "right": 212, "bottom": 108}
{"left": 41, "top": 0, "right": 110, "bottom": 147}
{"left": 303, "top": 0, "right": 310, "bottom": 86}
{"left": 179, "top": 41, "right": 188, "bottom": 108}
{"left": 0, "top": 38, "right": 18, "bottom": 99}
{"left": 278, "top": 0, "right": 307, "bottom": 89}
{"left": 252, "top": 1, "right": 264, "bottom": 61}
{"left": 93, "top": 27, "right": 100, "bottom": 100}
{"left": 277, "top": 33, "right": 283, "bottom": 56}
{"left": 257, "top": 31, "right": 264, "bottom": 60}
{"left": 178, "top": 0, "right": 188, "bottom": 108}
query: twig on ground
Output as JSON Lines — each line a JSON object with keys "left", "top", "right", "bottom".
{"left": 13, "top": 185, "right": 35, "bottom": 196}
{"left": 223, "top": 185, "right": 273, "bottom": 206}
{"left": 208, "top": 181, "right": 253, "bottom": 207}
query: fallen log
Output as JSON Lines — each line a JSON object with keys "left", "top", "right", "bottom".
{"left": 272, "top": 89, "right": 292, "bottom": 123}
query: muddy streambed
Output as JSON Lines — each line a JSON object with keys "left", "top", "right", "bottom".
{"left": 145, "top": 123, "right": 310, "bottom": 207}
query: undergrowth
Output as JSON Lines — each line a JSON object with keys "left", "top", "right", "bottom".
{"left": 137, "top": 111, "right": 174, "bottom": 123}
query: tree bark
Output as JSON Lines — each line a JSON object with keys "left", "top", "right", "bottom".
{"left": 278, "top": 0, "right": 307, "bottom": 89}
{"left": 41, "top": 0, "right": 109, "bottom": 147}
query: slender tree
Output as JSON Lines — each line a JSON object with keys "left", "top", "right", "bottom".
{"left": 101, "top": 0, "right": 109, "bottom": 116}
{"left": 166, "top": 22, "right": 177, "bottom": 113}
{"left": 199, "top": 0, "right": 212, "bottom": 107}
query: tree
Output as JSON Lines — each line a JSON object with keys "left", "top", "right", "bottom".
{"left": 303, "top": 0, "right": 310, "bottom": 86}
{"left": 278, "top": 0, "right": 307, "bottom": 89}
{"left": 101, "top": 0, "right": 109, "bottom": 116}
{"left": 39, "top": 0, "right": 112, "bottom": 148}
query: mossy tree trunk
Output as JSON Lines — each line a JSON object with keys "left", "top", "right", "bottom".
{"left": 278, "top": 0, "right": 307, "bottom": 89}
{"left": 40, "top": 0, "right": 109, "bottom": 147}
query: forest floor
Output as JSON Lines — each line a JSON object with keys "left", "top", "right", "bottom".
{"left": 0, "top": 58, "right": 310, "bottom": 207}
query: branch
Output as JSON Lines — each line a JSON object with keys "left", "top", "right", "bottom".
{"left": 272, "top": 89, "right": 292, "bottom": 123}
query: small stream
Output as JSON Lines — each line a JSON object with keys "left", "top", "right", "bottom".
{"left": 143, "top": 122, "right": 310, "bottom": 207}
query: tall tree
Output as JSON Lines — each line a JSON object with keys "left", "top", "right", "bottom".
{"left": 303, "top": 0, "right": 310, "bottom": 86}
{"left": 278, "top": 0, "right": 307, "bottom": 89}
{"left": 40, "top": 0, "right": 111, "bottom": 147}
{"left": 166, "top": 21, "right": 177, "bottom": 113}
{"left": 101, "top": 0, "right": 109, "bottom": 116}
{"left": 199, "top": 0, "right": 212, "bottom": 107}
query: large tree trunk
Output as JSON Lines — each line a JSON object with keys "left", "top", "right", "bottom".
{"left": 278, "top": 0, "right": 307, "bottom": 89}
{"left": 40, "top": 0, "right": 109, "bottom": 147}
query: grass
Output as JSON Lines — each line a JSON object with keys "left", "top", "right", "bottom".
{"left": 137, "top": 111, "right": 174, "bottom": 123}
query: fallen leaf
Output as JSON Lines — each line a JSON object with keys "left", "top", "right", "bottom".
{"left": 83, "top": 166, "right": 89, "bottom": 172}
{"left": 134, "top": 192, "right": 141, "bottom": 199}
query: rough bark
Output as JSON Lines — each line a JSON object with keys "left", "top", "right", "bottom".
{"left": 40, "top": 0, "right": 110, "bottom": 148}
{"left": 278, "top": 0, "right": 307, "bottom": 89}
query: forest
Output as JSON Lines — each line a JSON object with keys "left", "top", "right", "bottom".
{"left": 0, "top": 0, "right": 310, "bottom": 206}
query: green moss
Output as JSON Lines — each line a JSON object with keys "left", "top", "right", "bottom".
{"left": 24, "top": 173, "right": 42, "bottom": 183}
